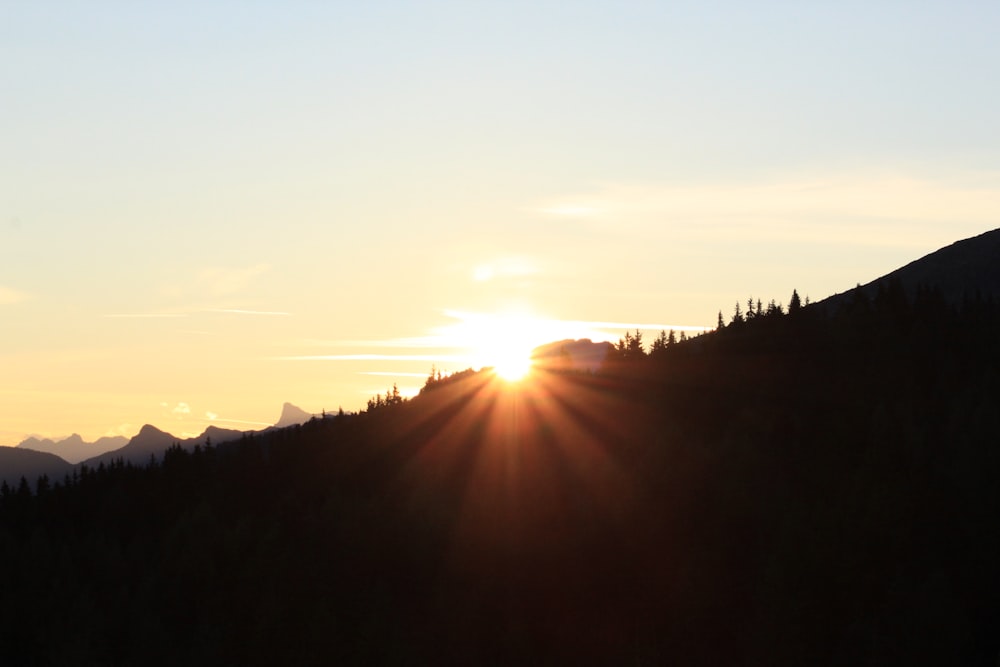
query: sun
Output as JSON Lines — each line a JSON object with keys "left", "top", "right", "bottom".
{"left": 444, "top": 310, "right": 543, "bottom": 382}
{"left": 491, "top": 345, "right": 534, "bottom": 382}
{"left": 477, "top": 317, "right": 537, "bottom": 382}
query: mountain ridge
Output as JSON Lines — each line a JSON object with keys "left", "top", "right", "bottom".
{"left": 17, "top": 433, "right": 128, "bottom": 464}
{"left": 817, "top": 227, "right": 1000, "bottom": 311}
{"left": 274, "top": 402, "right": 317, "bottom": 428}
{"left": 2, "top": 402, "right": 316, "bottom": 485}
{"left": 0, "top": 448, "right": 73, "bottom": 488}
{"left": 80, "top": 423, "right": 248, "bottom": 468}
{"left": 532, "top": 338, "right": 614, "bottom": 372}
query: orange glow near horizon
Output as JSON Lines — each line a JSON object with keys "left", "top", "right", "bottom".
{"left": 491, "top": 355, "right": 533, "bottom": 382}
{"left": 392, "top": 363, "right": 637, "bottom": 587}
{"left": 442, "top": 310, "right": 548, "bottom": 382}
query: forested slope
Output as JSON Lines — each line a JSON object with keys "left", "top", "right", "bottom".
{"left": 2, "top": 285, "right": 1000, "bottom": 665}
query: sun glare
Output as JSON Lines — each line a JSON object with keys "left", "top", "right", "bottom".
{"left": 492, "top": 347, "right": 534, "bottom": 382}
{"left": 423, "top": 309, "right": 704, "bottom": 386}
{"left": 475, "top": 314, "right": 537, "bottom": 382}
{"left": 442, "top": 310, "right": 545, "bottom": 382}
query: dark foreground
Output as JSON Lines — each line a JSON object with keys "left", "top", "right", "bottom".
{"left": 2, "top": 290, "right": 1000, "bottom": 665}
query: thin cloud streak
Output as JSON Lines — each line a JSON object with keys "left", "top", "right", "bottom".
{"left": 275, "top": 311, "right": 714, "bottom": 390}
{"left": 293, "top": 337, "right": 450, "bottom": 349}
{"left": 106, "top": 309, "right": 289, "bottom": 319}
{"left": 208, "top": 417, "right": 274, "bottom": 427}
{"left": 472, "top": 256, "right": 539, "bottom": 282}
{"left": 564, "top": 320, "right": 712, "bottom": 333}
{"left": 439, "top": 310, "right": 710, "bottom": 340}
{"left": 275, "top": 354, "right": 468, "bottom": 362}
{"left": 538, "top": 170, "right": 1000, "bottom": 249}
{"left": 284, "top": 313, "right": 711, "bottom": 367}
{"left": 198, "top": 263, "right": 271, "bottom": 298}
{"left": 0, "top": 286, "right": 30, "bottom": 305}
{"left": 105, "top": 313, "right": 189, "bottom": 318}
{"left": 537, "top": 205, "right": 603, "bottom": 218}
{"left": 206, "top": 309, "right": 291, "bottom": 316}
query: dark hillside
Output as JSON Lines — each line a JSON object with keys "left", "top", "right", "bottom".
{"left": 2, "top": 284, "right": 1000, "bottom": 664}
{"left": 819, "top": 227, "right": 1000, "bottom": 311}
{"left": 0, "top": 448, "right": 71, "bottom": 489}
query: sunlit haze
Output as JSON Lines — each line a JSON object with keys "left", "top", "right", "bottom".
{"left": 3, "top": 3, "right": 999, "bottom": 443}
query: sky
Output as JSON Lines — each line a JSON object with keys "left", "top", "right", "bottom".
{"left": 3, "top": 1, "right": 1000, "bottom": 443}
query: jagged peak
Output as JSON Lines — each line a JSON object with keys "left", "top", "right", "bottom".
{"left": 135, "top": 424, "right": 171, "bottom": 438}
{"left": 275, "top": 402, "right": 314, "bottom": 428}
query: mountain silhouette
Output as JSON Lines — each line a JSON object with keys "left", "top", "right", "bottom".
{"left": 532, "top": 338, "right": 613, "bottom": 372}
{"left": 0, "top": 447, "right": 72, "bottom": 488}
{"left": 274, "top": 402, "right": 315, "bottom": 428}
{"left": 81, "top": 424, "right": 246, "bottom": 468}
{"left": 17, "top": 433, "right": 127, "bottom": 464}
{"left": 819, "top": 227, "right": 1000, "bottom": 311}
{"left": 2, "top": 404, "right": 311, "bottom": 490}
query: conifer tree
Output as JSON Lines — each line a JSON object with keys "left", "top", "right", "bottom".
{"left": 732, "top": 302, "right": 744, "bottom": 325}
{"left": 650, "top": 330, "right": 669, "bottom": 356}
{"left": 626, "top": 329, "right": 645, "bottom": 359}
{"left": 789, "top": 289, "right": 802, "bottom": 313}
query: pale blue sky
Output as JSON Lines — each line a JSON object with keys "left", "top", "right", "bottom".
{"left": 2, "top": 2, "right": 999, "bottom": 441}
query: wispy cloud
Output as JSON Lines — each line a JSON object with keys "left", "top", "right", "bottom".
{"left": 204, "top": 417, "right": 274, "bottom": 427}
{"left": 276, "top": 311, "right": 710, "bottom": 368}
{"left": 537, "top": 204, "right": 604, "bottom": 218}
{"left": 292, "top": 336, "right": 459, "bottom": 349}
{"left": 472, "top": 256, "right": 539, "bottom": 282}
{"left": 105, "top": 312, "right": 189, "bottom": 319}
{"left": 0, "top": 286, "right": 30, "bottom": 305}
{"left": 198, "top": 263, "right": 271, "bottom": 297}
{"left": 535, "top": 169, "right": 1000, "bottom": 249}
{"left": 558, "top": 318, "right": 712, "bottom": 334}
{"left": 104, "top": 423, "right": 136, "bottom": 438}
{"left": 359, "top": 371, "right": 433, "bottom": 378}
{"left": 105, "top": 308, "right": 289, "bottom": 320}
{"left": 160, "top": 401, "right": 192, "bottom": 418}
{"left": 277, "top": 354, "right": 467, "bottom": 362}
{"left": 435, "top": 310, "right": 708, "bottom": 346}
{"left": 205, "top": 308, "right": 291, "bottom": 316}
{"left": 159, "top": 403, "right": 271, "bottom": 429}
{"left": 157, "top": 262, "right": 274, "bottom": 305}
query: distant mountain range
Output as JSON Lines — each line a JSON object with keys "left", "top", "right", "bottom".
{"left": 533, "top": 338, "right": 614, "bottom": 373}
{"left": 2, "top": 402, "right": 318, "bottom": 488}
{"left": 79, "top": 424, "right": 248, "bottom": 469}
{"left": 16, "top": 433, "right": 127, "bottom": 464}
